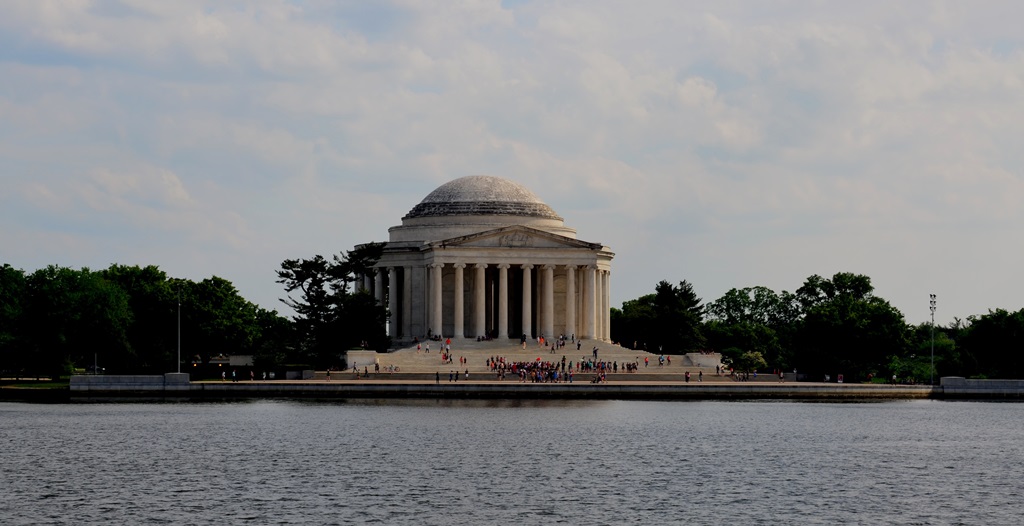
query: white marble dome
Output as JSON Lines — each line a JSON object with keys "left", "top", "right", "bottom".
{"left": 403, "top": 175, "right": 562, "bottom": 220}
{"left": 390, "top": 175, "right": 576, "bottom": 242}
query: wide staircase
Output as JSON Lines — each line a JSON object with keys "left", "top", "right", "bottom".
{"left": 329, "top": 338, "right": 729, "bottom": 383}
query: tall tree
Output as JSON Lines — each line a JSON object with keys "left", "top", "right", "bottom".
{"left": 182, "top": 276, "right": 262, "bottom": 363}
{"left": 958, "top": 308, "right": 1024, "bottom": 379}
{"left": 793, "top": 272, "right": 908, "bottom": 380}
{"left": 21, "top": 266, "right": 133, "bottom": 376}
{"left": 102, "top": 264, "right": 176, "bottom": 372}
{"left": 0, "top": 264, "right": 27, "bottom": 374}
{"left": 612, "top": 280, "right": 704, "bottom": 353}
{"left": 704, "top": 286, "right": 800, "bottom": 369}
{"left": 277, "top": 243, "right": 387, "bottom": 365}
{"left": 654, "top": 280, "right": 705, "bottom": 352}
{"left": 252, "top": 307, "right": 296, "bottom": 370}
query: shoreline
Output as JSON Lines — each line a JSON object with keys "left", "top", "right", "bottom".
{"left": 6, "top": 375, "right": 1019, "bottom": 402}
{"left": 170, "top": 380, "right": 943, "bottom": 401}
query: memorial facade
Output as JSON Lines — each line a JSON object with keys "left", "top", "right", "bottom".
{"left": 359, "top": 175, "right": 613, "bottom": 342}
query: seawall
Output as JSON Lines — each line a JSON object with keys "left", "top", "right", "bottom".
{"left": 60, "top": 375, "right": 1024, "bottom": 401}
{"left": 938, "top": 377, "right": 1024, "bottom": 399}
{"left": 177, "top": 381, "right": 937, "bottom": 400}
{"left": 69, "top": 373, "right": 191, "bottom": 392}
{"left": 60, "top": 374, "right": 954, "bottom": 400}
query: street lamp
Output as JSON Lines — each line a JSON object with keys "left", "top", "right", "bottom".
{"left": 929, "top": 294, "right": 937, "bottom": 385}
{"left": 177, "top": 286, "right": 181, "bottom": 374}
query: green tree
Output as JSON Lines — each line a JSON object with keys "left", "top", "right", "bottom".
{"left": 704, "top": 286, "right": 800, "bottom": 369}
{"left": 101, "top": 264, "right": 177, "bottom": 372}
{"left": 614, "top": 296, "right": 656, "bottom": 350}
{"left": 252, "top": 307, "right": 296, "bottom": 370}
{"left": 611, "top": 280, "right": 704, "bottom": 353}
{"left": 4, "top": 262, "right": 292, "bottom": 375}
{"left": 706, "top": 286, "right": 799, "bottom": 327}
{"left": 181, "top": 276, "right": 262, "bottom": 364}
{"left": 958, "top": 308, "right": 1024, "bottom": 379}
{"left": 941, "top": 317, "right": 975, "bottom": 376}
{"left": 735, "top": 350, "right": 768, "bottom": 373}
{"left": 277, "top": 243, "right": 387, "bottom": 366}
{"left": 21, "top": 266, "right": 133, "bottom": 376}
{"left": 793, "top": 272, "right": 908, "bottom": 381}
{"left": 0, "top": 264, "right": 27, "bottom": 374}
{"left": 904, "top": 322, "right": 958, "bottom": 381}
{"left": 704, "top": 320, "right": 782, "bottom": 368}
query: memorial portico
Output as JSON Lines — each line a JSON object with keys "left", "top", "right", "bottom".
{"left": 357, "top": 176, "right": 614, "bottom": 342}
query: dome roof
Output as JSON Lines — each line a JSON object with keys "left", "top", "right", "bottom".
{"left": 403, "top": 175, "right": 562, "bottom": 220}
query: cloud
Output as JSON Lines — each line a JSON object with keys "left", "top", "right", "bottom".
{"left": 2, "top": 0, "right": 1023, "bottom": 323}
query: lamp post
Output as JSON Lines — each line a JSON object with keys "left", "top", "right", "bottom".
{"left": 929, "top": 294, "right": 937, "bottom": 385}
{"left": 177, "top": 286, "right": 181, "bottom": 374}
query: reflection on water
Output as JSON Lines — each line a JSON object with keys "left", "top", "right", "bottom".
{"left": 2, "top": 400, "right": 1023, "bottom": 525}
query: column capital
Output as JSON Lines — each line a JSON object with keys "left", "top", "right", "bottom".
{"left": 452, "top": 262, "right": 466, "bottom": 269}
{"left": 497, "top": 263, "right": 511, "bottom": 270}
{"left": 564, "top": 264, "right": 577, "bottom": 270}
{"left": 541, "top": 264, "right": 556, "bottom": 271}
{"left": 474, "top": 263, "right": 488, "bottom": 269}
{"left": 429, "top": 262, "right": 444, "bottom": 269}
{"left": 521, "top": 263, "right": 534, "bottom": 270}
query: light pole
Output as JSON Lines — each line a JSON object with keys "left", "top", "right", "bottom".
{"left": 177, "top": 286, "right": 181, "bottom": 374}
{"left": 929, "top": 294, "right": 937, "bottom": 385}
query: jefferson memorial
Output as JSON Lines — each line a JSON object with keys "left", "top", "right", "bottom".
{"left": 359, "top": 175, "right": 613, "bottom": 342}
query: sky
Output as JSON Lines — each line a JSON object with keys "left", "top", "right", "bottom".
{"left": 2, "top": 0, "right": 1022, "bottom": 326}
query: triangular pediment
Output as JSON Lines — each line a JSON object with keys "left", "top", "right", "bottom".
{"left": 433, "top": 225, "right": 601, "bottom": 250}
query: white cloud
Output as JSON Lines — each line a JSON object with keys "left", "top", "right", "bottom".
{"left": 2, "top": 0, "right": 1023, "bottom": 324}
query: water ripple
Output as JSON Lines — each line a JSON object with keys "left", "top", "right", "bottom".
{"left": 2, "top": 400, "right": 1023, "bottom": 524}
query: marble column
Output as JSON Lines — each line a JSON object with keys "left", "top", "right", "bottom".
{"left": 401, "top": 266, "right": 412, "bottom": 338}
{"left": 542, "top": 265, "right": 555, "bottom": 340}
{"left": 374, "top": 270, "right": 384, "bottom": 304}
{"left": 602, "top": 270, "right": 610, "bottom": 339}
{"left": 565, "top": 265, "right": 576, "bottom": 339}
{"left": 593, "top": 270, "right": 598, "bottom": 339}
{"left": 584, "top": 265, "right": 596, "bottom": 340}
{"left": 430, "top": 263, "right": 443, "bottom": 338}
{"left": 362, "top": 273, "right": 371, "bottom": 293}
{"left": 497, "top": 263, "right": 509, "bottom": 339}
{"left": 453, "top": 263, "right": 465, "bottom": 339}
{"left": 387, "top": 267, "right": 398, "bottom": 337}
{"left": 474, "top": 264, "right": 487, "bottom": 338}
{"left": 521, "top": 264, "right": 533, "bottom": 339}
{"left": 577, "top": 267, "right": 584, "bottom": 337}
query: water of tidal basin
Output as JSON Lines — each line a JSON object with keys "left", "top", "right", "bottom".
{"left": 2, "top": 399, "right": 1022, "bottom": 525}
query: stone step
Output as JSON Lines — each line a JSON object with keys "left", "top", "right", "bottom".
{"left": 312, "top": 372, "right": 738, "bottom": 382}
{"left": 343, "top": 340, "right": 724, "bottom": 375}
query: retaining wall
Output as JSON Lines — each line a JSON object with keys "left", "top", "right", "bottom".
{"left": 70, "top": 373, "right": 190, "bottom": 392}
{"left": 66, "top": 375, "right": 1024, "bottom": 400}
{"left": 940, "top": 376, "right": 1024, "bottom": 398}
{"left": 68, "top": 375, "right": 934, "bottom": 400}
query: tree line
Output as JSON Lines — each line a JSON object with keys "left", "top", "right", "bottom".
{"left": 612, "top": 272, "right": 1024, "bottom": 381}
{"left": 1, "top": 245, "right": 390, "bottom": 378}
{"left": 0, "top": 263, "right": 296, "bottom": 378}
{"left": 4, "top": 259, "right": 1022, "bottom": 381}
